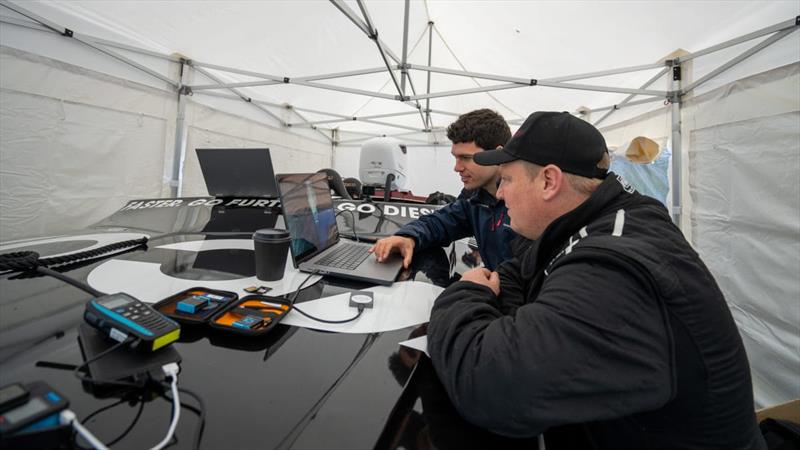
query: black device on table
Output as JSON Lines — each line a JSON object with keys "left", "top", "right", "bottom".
{"left": 0, "top": 381, "right": 69, "bottom": 435}
{"left": 84, "top": 292, "right": 181, "bottom": 352}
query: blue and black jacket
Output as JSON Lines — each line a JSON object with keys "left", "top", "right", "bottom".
{"left": 395, "top": 188, "right": 516, "bottom": 270}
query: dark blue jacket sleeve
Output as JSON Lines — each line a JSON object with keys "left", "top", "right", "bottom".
{"left": 394, "top": 198, "right": 472, "bottom": 251}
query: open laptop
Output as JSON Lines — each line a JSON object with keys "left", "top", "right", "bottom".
{"left": 276, "top": 173, "right": 403, "bottom": 285}
{"left": 196, "top": 148, "right": 279, "bottom": 198}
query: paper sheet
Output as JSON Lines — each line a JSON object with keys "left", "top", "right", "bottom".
{"left": 399, "top": 335, "right": 429, "bottom": 356}
{"left": 281, "top": 281, "right": 442, "bottom": 333}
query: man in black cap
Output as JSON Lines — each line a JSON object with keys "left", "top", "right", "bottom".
{"left": 427, "top": 111, "right": 764, "bottom": 449}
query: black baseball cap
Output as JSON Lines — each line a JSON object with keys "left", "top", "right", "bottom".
{"left": 473, "top": 111, "right": 608, "bottom": 179}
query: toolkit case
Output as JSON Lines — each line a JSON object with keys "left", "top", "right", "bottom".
{"left": 153, "top": 288, "right": 291, "bottom": 337}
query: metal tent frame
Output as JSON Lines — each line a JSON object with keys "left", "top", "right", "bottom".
{"left": 1, "top": 0, "right": 797, "bottom": 224}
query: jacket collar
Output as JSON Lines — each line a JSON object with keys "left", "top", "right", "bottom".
{"left": 466, "top": 187, "right": 500, "bottom": 208}
{"left": 524, "top": 173, "right": 627, "bottom": 272}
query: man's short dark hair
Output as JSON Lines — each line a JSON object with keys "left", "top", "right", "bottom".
{"left": 446, "top": 109, "right": 511, "bottom": 150}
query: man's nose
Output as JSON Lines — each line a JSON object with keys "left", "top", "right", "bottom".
{"left": 496, "top": 184, "right": 505, "bottom": 200}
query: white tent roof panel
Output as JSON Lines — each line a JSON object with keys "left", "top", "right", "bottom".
{"left": 7, "top": 1, "right": 797, "bottom": 132}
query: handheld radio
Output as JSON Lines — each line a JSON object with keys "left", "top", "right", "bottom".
{"left": 84, "top": 293, "right": 180, "bottom": 352}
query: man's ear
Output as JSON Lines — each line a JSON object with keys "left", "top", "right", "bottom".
{"left": 541, "top": 165, "right": 565, "bottom": 201}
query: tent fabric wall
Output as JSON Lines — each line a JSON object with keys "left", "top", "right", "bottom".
{"left": 0, "top": 45, "right": 334, "bottom": 242}
{"left": 596, "top": 63, "right": 800, "bottom": 408}
{"left": 691, "top": 110, "right": 799, "bottom": 409}
{"left": 0, "top": 46, "right": 172, "bottom": 241}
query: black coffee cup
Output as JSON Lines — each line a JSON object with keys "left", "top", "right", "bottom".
{"left": 253, "top": 229, "right": 291, "bottom": 281}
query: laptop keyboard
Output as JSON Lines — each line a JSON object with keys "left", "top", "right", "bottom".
{"left": 316, "top": 243, "right": 371, "bottom": 270}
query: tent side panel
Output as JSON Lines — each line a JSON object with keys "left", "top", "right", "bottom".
{"left": 0, "top": 48, "right": 174, "bottom": 241}
{"left": 687, "top": 65, "right": 800, "bottom": 408}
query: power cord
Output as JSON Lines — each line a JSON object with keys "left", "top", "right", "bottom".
{"left": 72, "top": 393, "right": 145, "bottom": 450}
{"left": 61, "top": 363, "right": 183, "bottom": 450}
{"left": 60, "top": 409, "right": 109, "bottom": 450}
{"left": 149, "top": 363, "right": 181, "bottom": 450}
{"left": 73, "top": 337, "right": 141, "bottom": 388}
{"left": 284, "top": 272, "right": 365, "bottom": 324}
{"left": 335, "top": 209, "right": 360, "bottom": 242}
{"left": 291, "top": 304, "right": 365, "bottom": 324}
{"left": 174, "top": 387, "right": 206, "bottom": 450}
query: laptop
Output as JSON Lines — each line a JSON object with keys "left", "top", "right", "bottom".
{"left": 276, "top": 172, "right": 403, "bottom": 285}
{"left": 196, "top": 148, "right": 279, "bottom": 198}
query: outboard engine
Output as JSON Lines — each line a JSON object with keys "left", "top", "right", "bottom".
{"left": 358, "top": 137, "right": 408, "bottom": 192}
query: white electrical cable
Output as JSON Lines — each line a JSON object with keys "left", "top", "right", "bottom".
{"left": 60, "top": 362, "right": 182, "bottom": 450}
{"left": 60, "top": 410, "right": 109, "bottom": 450}
{"left": 149, "top": 363, "right": 181, "bottom": 450}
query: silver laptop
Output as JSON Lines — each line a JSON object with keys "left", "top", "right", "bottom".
{"left": 196, "top": 148, "right": 279, "bottom": 198}
{"left": 276, "top": 173, "right": 403, "bottom": 285}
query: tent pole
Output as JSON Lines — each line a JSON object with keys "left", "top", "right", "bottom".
{"left": 290, "top": 111, "right": 420, "bottom": 127}
{"left": 354, "top": 0, "right": 405, "bottom": 101}
{"left": 0, "top": 1, "right": 177, "bottom": 89}
{"left": 670, "top": 62, "right": 682, "bottom": 228}
{"left": 409, "top": 83, "right": 529, "bottom": 100}
{"left": 682, "top": 28, "right": 796, "bottom": 94}
{"left": 285, "top": 106, "right": 334, "bottom": 143}
{"left": 402, "top": 72, "right": 429, "bottom": 128}
{"left": 171, "top": 60, "right": 189, "bottom": 197}
{"left": 543, "top": 61, "right": 667, "bottom": 83}
{"left": 191, "top": 64, "right": 287, "bottom": 126}
{"left": 329, "top": 0, "right": 401, "bottom": 63}
{"left": 593, "top": 66, "right": 671, "bottom": 127}
{"left": 677, "top": 17, "right": 798, "bottom": 63}
{"left": 425, "top": 21, "right": 434, "bottom": 130}
{"left": 400, "top": 0, "right": 410, "bottom": 96}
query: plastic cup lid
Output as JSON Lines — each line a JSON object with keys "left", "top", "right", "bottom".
{"left": 253, "top": 228, "right": 290, "bottom": 242}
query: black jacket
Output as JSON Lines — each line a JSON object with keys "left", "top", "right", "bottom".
{"left": 395, "top": 188, "right": 516, "bottom": 270}
{"left": 428, "top": 174, "right": 764, "bottom": 449}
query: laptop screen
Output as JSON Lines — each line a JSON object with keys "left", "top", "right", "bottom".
{"left": 196, "top": 148, "right": 279, "bottom": 198}
{"left": 277, "top": 173, "right": 339, "bottom": 264}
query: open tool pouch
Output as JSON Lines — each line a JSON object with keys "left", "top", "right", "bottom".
{"left": 153, "top": 287, "right": 239, "bottom": 325}
{"left": 208, "top": 295, "right": 291, "bottom": 336}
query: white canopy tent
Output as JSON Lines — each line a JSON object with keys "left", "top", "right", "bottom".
{"left": 0, "top": 0, "right": 798, "bottom": 410}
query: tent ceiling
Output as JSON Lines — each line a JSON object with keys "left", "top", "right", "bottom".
{"left": 3, "top": 0, "right": 797, "bottom": 135}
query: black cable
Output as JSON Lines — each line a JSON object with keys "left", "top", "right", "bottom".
{"left": 335, "top": 209, "right": 360, "bottom": 242}
{"left": 9, "top": 244, "right": 147, "bottom": 281}
{"left": 286, "top": 271, "right": 321, "bottom": 308}
{"left": 384, "top": 173, "right": 395, "bottom": 202}
{"left": 73, "top": 392, "right": 146, "bottom": 449}
{"left": 284, "top": 271, "right": 364, "bottom": 324}
{"left": 72, "top": 337, "right": 143, "bottom": 389}
{"left": 36, "top": 266, "right": 104, "bottom": 297}
{"left": 290, "top": 304, "right": 364, "bottom": 324}
{"left": 37, "top": 237, "right": 148, "bottom": 267}
{"left": 72, "top": 398, "right": 126, "bottom": 450}
{"left": 173, "top": 387, "right": 206, "bottom": 450}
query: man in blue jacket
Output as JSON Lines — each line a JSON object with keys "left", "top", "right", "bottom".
{"left": 370, "top": 109, "right": 517, "bottom": 270}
